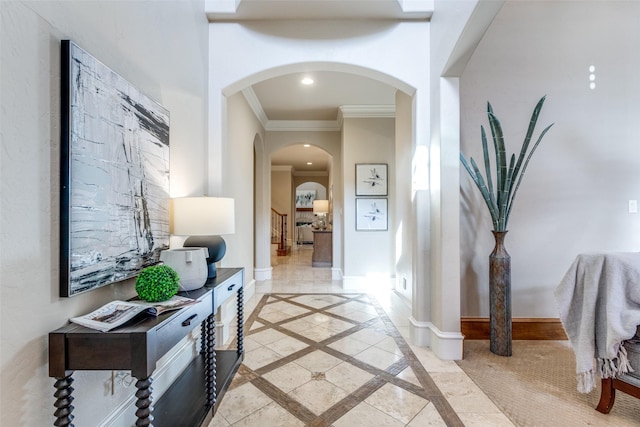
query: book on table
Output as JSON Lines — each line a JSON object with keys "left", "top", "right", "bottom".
{"left": 70, "top": 295, "right": 197, "bottom": 332}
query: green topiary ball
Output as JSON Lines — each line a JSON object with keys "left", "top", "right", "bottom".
{"left": 135, "top": 264, "right": 180, "bottom": 302}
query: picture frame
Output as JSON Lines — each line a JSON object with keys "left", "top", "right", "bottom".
{"left": 60, "top": 40, "right": 170, "bottom": 297}
{"left": 355, "top": 163, "right": 388, "bottom": 196}
{"left": 356, "top": 198, "right": 388, "bottom": 231}
{"left": 295, "top": 190, "right": 316, "bottom": 208}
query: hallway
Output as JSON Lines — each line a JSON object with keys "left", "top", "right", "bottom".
{"left": 208, "top": 246, "right": 513, "bottom": 426}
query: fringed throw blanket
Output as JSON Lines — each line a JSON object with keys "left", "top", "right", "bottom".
{"left": 555, "top": 252, "right": 640, "bottom": 393}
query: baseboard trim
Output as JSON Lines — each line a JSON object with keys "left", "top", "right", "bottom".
{"left": 461, "top": 317, "right": 568, "bottom": 340}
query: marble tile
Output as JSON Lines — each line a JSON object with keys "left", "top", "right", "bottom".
{"left": 242, "top": 346, "right": 284, "bottom": 370}
{"left": 249, "top": 321, "right": 264, "bottom": 331}
{"left": 208, "top": 246, "right": 507, "bottom": 427}
{"left": 262, "top": 361, "right": 313, "bottom": 392}
{"left": 365, "top": 383, "right": 429, "bottom": 424}
{"left": 333, "top": 402, "right": 405, "bottom": 427}
{"left": 279, "top": 318, "right": 316, "bottom": 334}
{"left": 349, "top": 327, "right": 389, "bottom": 346}
{"left": 325, "top": 361, "right": 375, "bottom": 393}
{"left": 353, "top": 345, "right": 402, "bottom": 371}
{"left": 410, "top": 344, "right": 462, "bottom": 373}
{"left": 294, "top": 350, "right": 343, "bottom": 372}
{"left": 258, "top": 310, "right": 293, "bottom": 323}
{"left": 248, "top": 328, "right": 290, "bottom": 346}
{"left": 456, "top": 412, "right": 516, "bottom": 427}
{"left": 288, "top": 379, "right": 348, "bottom": 415}
{"left": 327, "top": 336, "right": 372, "bottom": 356}
{"left": 231, "top": 402, "right": 305, "bottom": 427}
{"left": 268, "top": 335, "right": 310, "bottom": 357}
{"left": 299, "top": 324, "right": 335, "bottom": 341}
{"left": 406, "top": 402, "right": 447, "bottom": 426}
{"left": 241, "top": 337, "right": 263, "bottom": 353}
{"left": 375, "top": 336, "right": 403, "bottom": 356}
{"left": 430, "top": 372, "right": 502, "bottom": 414}
{"left": 215, "top": 382, "right": 273, "bottom": 424}
{"left": 397, "top": 366, "right": 421, "bottom": 387}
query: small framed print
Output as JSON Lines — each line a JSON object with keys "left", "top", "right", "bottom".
{"left": 356, "top": 198, "right": 388, "bottom": 231}
{"left": 355, "top": 163, "right": 387, "bottom": 196}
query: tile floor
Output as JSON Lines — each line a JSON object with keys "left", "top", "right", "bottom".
{"left": 208, "top": 245, "right": 513, "bottom": 426}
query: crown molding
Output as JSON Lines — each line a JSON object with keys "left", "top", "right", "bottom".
{"left": 271, "top": 165, "right": 294, "bottom": 172}
{"left": 241, "top": 87, "right": 269, "bottom": 128}
{"left": 241, "top": 88, "right": 395, "bottom": 132}
{"left": 293, "top": 171, "right": 329, "bottom": 177}
{"left": 266, "top": 120, "right": 341, "bottom": 132}
{"left": 339, "top": 105, "right": 396, "bottom": 118}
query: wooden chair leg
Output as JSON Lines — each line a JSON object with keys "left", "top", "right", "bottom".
{"left": 596, "top": 377, "right": 615, "bottom": 414}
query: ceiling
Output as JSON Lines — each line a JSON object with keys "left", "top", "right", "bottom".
{"left": 207, "top": 0, "right": 432, "bottom": 174}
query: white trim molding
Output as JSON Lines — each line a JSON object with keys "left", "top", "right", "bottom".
{"left": 254, "top": 267, "right": 272, "bottom": 281}
{"left": 409, "top": 316, "right": 463, "bottom": 360}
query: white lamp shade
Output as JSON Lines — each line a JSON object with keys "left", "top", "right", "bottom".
{"left": 313, "top": 199, "right": 329, "bottom": 214}
{"left": 172, "top": 197, "right": 235, "bottom": 236}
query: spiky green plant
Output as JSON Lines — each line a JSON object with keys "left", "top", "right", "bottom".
{"left": 460, "top": 96, "right": 554, "bottom": 231}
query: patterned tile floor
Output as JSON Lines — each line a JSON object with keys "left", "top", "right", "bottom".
{"left": 208, "top": 246, "right": 513, "bottom": 426}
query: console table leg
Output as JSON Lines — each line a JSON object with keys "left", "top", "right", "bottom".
{"left": 205, "top": 314, "right": 216, "bottom": 407}
{"left": 53, "top": 375, "right": 75, "bottom": 426}
{"left": 237, "top": 286, "right": 244, "bottom": 355}
{"left": 134, "top": 377, "right": 154, "bottom": 426}
{"left": 596, "top": 378, "right": 615, "bottom": 414}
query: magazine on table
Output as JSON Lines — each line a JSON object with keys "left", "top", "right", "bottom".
{"left": 69, "top": 295, "right": 198, "bottom": 332}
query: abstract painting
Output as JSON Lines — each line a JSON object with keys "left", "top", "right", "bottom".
{"left": 60, "top": 40, "right": 170, "bottom": 297}
{"left": 355, "top": 163, "right": 388, "bottom": 196}
{"left": 356, "top": 198, "right": 388, "bottom": 231}
{"left": 296, "top": 190, "right": 316, "bottom": 208}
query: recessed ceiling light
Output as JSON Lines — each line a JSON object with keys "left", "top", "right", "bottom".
{"left": 307, "top": 162, "right": 313, "bottom": 165}
{"left": 301, "top": 77, "right": 314, "bottom": 85}
{"left": 303, "top": 144, "right": 311, "bottom": 147}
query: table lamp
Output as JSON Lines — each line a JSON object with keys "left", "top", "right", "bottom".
{"left": 172, "top": 197, "right": 235, "bottom": 279}
{"left": 313, "top": 199, "right": 329, "bottom": 230}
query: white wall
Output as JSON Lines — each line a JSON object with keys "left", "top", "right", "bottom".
{"left": 223, "top": 92, "right": 263, "bottom": 282}
{"left": 343, "top": 118, "right": 396, "bottom": 277}
{"left": 0, "top": 1, "right": 209, "bottom": 425}
{"left": 208, "top": 19, "right": 430, "bottom": 283}
{"left": 459, "top": 1, "right": 640, "bottom": 318}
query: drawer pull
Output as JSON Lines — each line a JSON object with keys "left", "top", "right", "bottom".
{"left": 227, "top": 284, "right": 236, "bottom": 291}
{"left": 181, "top": 314, "right": 198, "bottom": 327}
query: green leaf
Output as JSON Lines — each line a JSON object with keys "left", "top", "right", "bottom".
{"left": 460, "top": 96, "right": 553, "bottom": 232}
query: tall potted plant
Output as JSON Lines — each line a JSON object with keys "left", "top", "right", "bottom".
{"left": 460, "top": 96, "right": 553, "bottom": 356}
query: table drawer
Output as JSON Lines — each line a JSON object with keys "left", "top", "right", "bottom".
{"left": 156, "top": 292, "right": 212, "bottom": 357}
{"left": 214, "top": 271, "right": 243, "bottom": 310}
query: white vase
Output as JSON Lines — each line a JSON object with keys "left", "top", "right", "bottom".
{"left": 159, "top": 248, "right": 209, "bottom": 291}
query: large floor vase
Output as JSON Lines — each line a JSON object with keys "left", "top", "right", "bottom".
{"left": 489, "top": 230, "right": 512, "bottom": 356}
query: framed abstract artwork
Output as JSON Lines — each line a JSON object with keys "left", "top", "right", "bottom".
{"left": 59, "top": 40, "right": 170, "bottom": 297}
{"left": 296, "top": 190, "right": 316, "bottom": 209}
{"left": 356, "top": 198, "right": 388, "bottom": 231}
{"left": 355, "top": 163, "right": 388, "bottom": 196}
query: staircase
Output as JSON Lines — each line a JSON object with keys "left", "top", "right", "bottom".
{"left": 271, "top": 208, "right": 291, "bottom": 256}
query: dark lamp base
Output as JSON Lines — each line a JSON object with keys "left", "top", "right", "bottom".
{"left": 183, "top": 235, "right": 227, "bottom": 279}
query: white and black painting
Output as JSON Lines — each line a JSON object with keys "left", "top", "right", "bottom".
{"left": 60, "top": 40, "right": 170, "bottom": 297}
{"left": 355, "top": 163, "right": 388, "bottom": 196}
{"left": 356, "top": 198, "right": 388, "bottom": 231}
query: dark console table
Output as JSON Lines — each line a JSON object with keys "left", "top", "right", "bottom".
{"left": 49, "top": 267, "right": 244, "bottom": 427}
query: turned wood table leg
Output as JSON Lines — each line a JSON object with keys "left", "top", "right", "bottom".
{"left": 53, "top": 375, "right": 75, "bottom": 426}
{"left": 596, "top": 377, "right": 615, "bottom": 414}
{"left": 237, "top": 286, "right": 244, "bottom": 355}
{"left": 205, "top": 314, "right": 216, "bottom": 407}
{"left": 134, "top": 377, "right": 154, "bottom": 426}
